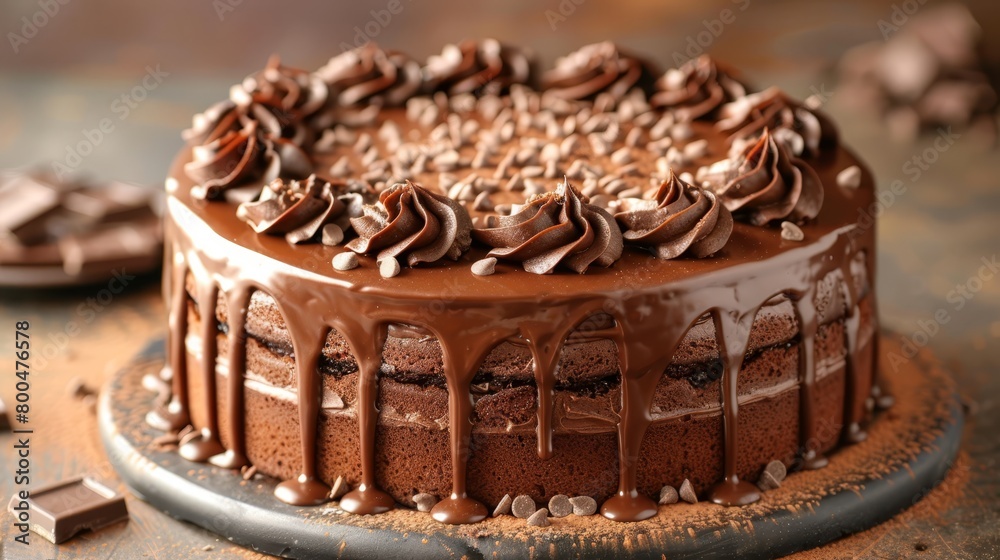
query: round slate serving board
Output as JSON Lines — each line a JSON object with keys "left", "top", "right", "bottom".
{"left": 99, "top": 335, "right": 963, "bottom": 560}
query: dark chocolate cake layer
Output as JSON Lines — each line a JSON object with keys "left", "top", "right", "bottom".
{"left": 180, "top": 293, "right": 873, "bottom": 508}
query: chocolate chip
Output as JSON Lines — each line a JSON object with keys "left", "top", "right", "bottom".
{"left": 379, "top": 257, "right": 401, "bottom": 278}
{"left": 433, "top": 150, "right": 460, "bottom": 172}
{"left": 503, "top": 172, "right": 524, "bottom": 192}
{"left": 540, "top": 143, "right": 561, "bottom": 164}
{"left": 67, "top": 377, "right": 96, "bottom": 399}
{"left": 473, "top": 191, "right": 494, "bottom": 212}
{"left": 329, "top": 475, "right": 350, "bottom": 500}
{"left": 412, "top": 493, "right": 438, "bottom": 512}
{"left": 471, "top": 257, "right": 497, "bottom": 277}
{"left": 543, "top": 160, "right": 559, "bottom": 179}
{"left": 758, "top": 470, "right": 782, "bottom": 492}
{"left": 559, "top": 135, "right": 580, "bottom": 158}
{"left": 679, "top": 479, "right": 698, "bottom": 504}
{"left": 671, "top": 122, "right": 694, "bottom": 141}
{"left": 658, "top": 485, "right": 679, "bottom": 505}
{"left": 526, "top": 508, "right": 550, "bottom": 527}
{"left": 321, "top": 224, "right": 345, "bottom": 246}
{"left": 241, "top": 465, "right": 257, "bottom": 481}
{"left": 353, "top": 132, "right": 373, "bottom": 154}
{"left": 361, "top": 147, "right": 380, "bottom": 167}
{"left": 617, "top": 186, "right": 642, "bottom": 199}
{"left": 419, "top": 104, "right": 440, "bottom": 127}
{"left": 523, "top": 179, "right": 546, "bottom": 197}
{"left": 683, "top": 139, "right": 709, "bottom": 160}
{"left": 569, "top": 496, "right": 597, "bottom": 516}
{"left": 471, "top": 149, "right": 489, "bottom": 169}
{"left": 666, "top": 146, "right": 687, "bottom": 166}
{"left": 610, "top": 147, "right": 632, "bottom": 165}
{"left": 493, "top": 494, "right": 512, "bottom": 517}
{"left": 548, "top": 494, "right": 572, "bottom": 518}
{"left": 151, "top": 433, "right": 180, "bottom": 450}
{"left": 521, "top": 166, "right": 544, "bottom": 178}
{"left": 332, "top": 252, "right": 359, "bottom": 271}
{"left": 624, "top": 127, "right": 643, "bottom": 148}
{"left": 764, "top": 460, "right": 787, "bottom": 483}
{"left": 837, "top": 165, "right": 862, "bottom": 189}
{"left": 588, "top": 134, "right": 609, "bottom": 156}
{"left": 781, "top": 221, "right": 805, "bottom": 242}
{"left": 511, "top": 494, "right": 536, "bottom": 518}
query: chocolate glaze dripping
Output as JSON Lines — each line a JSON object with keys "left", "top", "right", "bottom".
{"left": 843, "top": 309, "right": 868, "bottom": 444}
{"left": 178, "top": 280, "right": 226, "bottom": 462}
{"left": 146, "top": 254, "right": 191, "bottom": 432}
{"left": 521, "top": 312, "right": 603, "bottom": 461}
{"left": 428, "top": 323, "right": 517, "bottom": 524}
{"left": 339, "top": 323, "right": 395, "bottom": 515}
{"left": 793, "top": 289, "right": 828, "bottom": 470}
{"left": 708, "top": 307, "right": 762, "bottom": 506}
{"left": 209, "top": 284, "right": 253, "bottom": 470}
{"left": 839, "top": 250, "right": 869, "bottom": 445}
{"left": 273, "top": 322, "right": 331, "bottom": 506}
{"left": 600, "top": 323, "right": 663, "bottom": 522}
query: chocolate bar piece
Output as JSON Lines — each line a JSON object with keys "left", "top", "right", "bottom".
{"left": 0, "top": 175, "right": 62, "bottom": 244}
{"left": 7, "top": 477, "right": 128, "bottom": 544}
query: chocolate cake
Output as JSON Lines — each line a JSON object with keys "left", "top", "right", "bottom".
{"left": 151, "top": 42, "right": 885, "bottom": 526}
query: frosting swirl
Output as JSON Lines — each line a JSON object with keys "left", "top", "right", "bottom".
{"left": 424, "top": 39, "right": 535, "bottom": 95}
{"left": 236, "top": 174, "right": 367, "bottom": 244}
{"left": 542, "top": 42, "right": 659, "bottom": 101}
{"left": 651, "top": 55, "right": 747, "bottom": 121}
{"left": 712, "top": 129, "right": 824, "bottom": 226}
{"left": 184, "top": 119, "right": 312, "bottom": 200}
{"left": 614, "top": 170, "right": 733, "bottom": 259}
{"left": 473, "top": 180, "right": 623, "bottom": 274}
{"left": 346, "top": 181, "right": 472, "bottom": 265}
{"left": 232, "top": 55, "right": 329, "bottom": 124}
{"left": 317, "top": 43, "right": 422, "bottom": 106}
{"left": 716, "top": 87, "right": 837, "bottom": 156}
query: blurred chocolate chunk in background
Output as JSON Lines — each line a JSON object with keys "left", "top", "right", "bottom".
{"left": 0, "top": 172, "right": 162, "bottom": 286}
{"left": 837, "top": 3, "right": 999, "bottom": 143}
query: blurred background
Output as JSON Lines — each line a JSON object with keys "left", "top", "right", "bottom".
{"left": 0, "top": 1, "right": 998, "bottom": 557}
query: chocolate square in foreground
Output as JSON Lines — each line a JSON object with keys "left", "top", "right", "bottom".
{"left": 7, "top": 477, "right": 128, "bottom": 544}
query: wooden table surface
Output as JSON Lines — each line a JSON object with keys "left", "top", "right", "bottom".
{"left": 0, "top": 1, "right": 998, "bottom": 558}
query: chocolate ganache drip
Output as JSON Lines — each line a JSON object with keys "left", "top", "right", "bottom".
{"left": 317, "top": 43, "right": 423, "bottom": 107}
{"left": 713, "top": 128, "right": 824, "bottom": 226}
{"left": 716, "top": 86, "right": 838, "bottom": 157}
{"left": 346, "top": 181, "right": 472, "bottom": 265}
{"left": 615, "top": 169, "right": 733, "bottom": 259}
{"left": 474, "top": 180, "right": 623, "bottom": 274}
{"left": 651, "top": 55, "right": 747, "bottom": 121}
{"left": 542, "top": 41, "right": 659, "bottom": 102}
{"left": 236, "top": 174, "right": 368, "bottom": 244}
{"left": 424, "top": 39, "right": 536, "bottom": 95}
